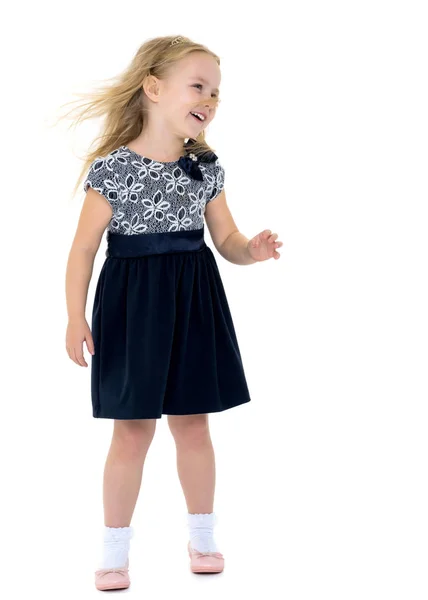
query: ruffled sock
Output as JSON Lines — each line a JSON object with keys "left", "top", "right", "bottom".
{"left": 187, "top": 512, "right": 219, "bottom": 553}
{"left": 98, "top": 525, "right": 134, "bottom": 569}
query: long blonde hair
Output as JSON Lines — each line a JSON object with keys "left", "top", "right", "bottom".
{"left": 56, "top": 35, "right": 221, "bottom": 198}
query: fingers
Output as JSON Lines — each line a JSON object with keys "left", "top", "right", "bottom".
{"left": 73, "top": 345, "right": 88, "bottom": 367}
{"left": 257, "top": 230, "right": 283, "bottom": 246}
{"left": 86, "top": 335, "right": 95, "bottom": 356}
{"left": 272, "top": 240, "right": 282, "bottom": 260}
{"left": 266, "top": 231, "right": 283, "bottom": 249}
{"left": 66, "top": 322, "right": 94, "bottom": 367}
{"left": 250, "top": 230, "right": 283, "bottom": 261}
{"left": 66, "top": 343, "right": 88, "bottom": 367}
{"left": 269, "top": 235, "right": 283, "bottom": 251}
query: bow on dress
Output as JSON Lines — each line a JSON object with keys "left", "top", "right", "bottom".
{"left": 177, "top": 138, "right": 218, "bottom": 181}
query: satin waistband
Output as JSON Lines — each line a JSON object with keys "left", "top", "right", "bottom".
{"left": 106, "top": 226, "right": 206, "bottom": 258}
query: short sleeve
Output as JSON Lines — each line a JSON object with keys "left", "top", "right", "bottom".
{"left": 83, "top": 157, "right": 120, "bottom": 209}
{"left": 206, "top": 159, "right": 225, "bottom": 203}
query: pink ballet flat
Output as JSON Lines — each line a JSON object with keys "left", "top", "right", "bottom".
{"left": 94, "top": 557, "right": 130, "bottom": 591}
{"left": 187, "top": 541, "right": 225, "bottom": 573}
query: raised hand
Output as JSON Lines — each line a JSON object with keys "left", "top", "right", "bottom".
{"left": 247, "top": 229, "right": 283, "bottom": 262}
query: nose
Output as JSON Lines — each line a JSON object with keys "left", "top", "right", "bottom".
{"left": 204, "top": 97, "right": 219, "bottom": 112}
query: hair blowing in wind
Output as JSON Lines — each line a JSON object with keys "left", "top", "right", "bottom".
{"left": 53, "top": 35, "right": 222, "bottom": 198}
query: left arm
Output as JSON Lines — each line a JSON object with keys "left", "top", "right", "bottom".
{"left": 204, "top": 189, "right": 283, "bottom": 265}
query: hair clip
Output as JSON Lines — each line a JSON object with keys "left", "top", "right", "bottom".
{"left": 170, "top": 36, "right": 184, "bottom": 46}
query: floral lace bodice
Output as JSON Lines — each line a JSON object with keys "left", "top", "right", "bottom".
{"left": 83, "top": 144, "right": 225, "bottom": 235}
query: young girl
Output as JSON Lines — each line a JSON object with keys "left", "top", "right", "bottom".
{"left": 65, "top": 34, "right": 282, "bottom": 590}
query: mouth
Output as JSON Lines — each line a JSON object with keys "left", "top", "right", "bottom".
{"left": 189, "top": 110, "right": 207, "bottom": 124}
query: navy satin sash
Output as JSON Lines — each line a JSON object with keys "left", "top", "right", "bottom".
{"left": 106, "top": 226, "right": 206, "bottom": 258}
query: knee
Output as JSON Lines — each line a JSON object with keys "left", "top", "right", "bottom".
{"left": 168, "top": 414, "right": 210, "bottom": 446}
{"left": 112, "top": 419, "right": 157, "bottom": 458}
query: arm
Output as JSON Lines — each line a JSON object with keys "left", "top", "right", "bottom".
{"left": 65, "top": 189, "right": 112, "bottom": 365}
{"left": 204, "top": 189, "right": 257, "bottom": 265}
{"left": 66, "top": 188, "right": 112, "bottom": 319}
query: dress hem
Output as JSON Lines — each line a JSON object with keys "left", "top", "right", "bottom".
{"left": 92, "top": 398, "right": 251, "bottom": 420}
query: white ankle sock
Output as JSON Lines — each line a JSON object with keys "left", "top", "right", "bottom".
{"left": 187, "top": 512, "right": 219, "bottom": 553}
{"left": 99, "top": 526, "right": 134, "bottom": 569}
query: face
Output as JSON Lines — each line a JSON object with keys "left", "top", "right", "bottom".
{"left": 157, "top": 52, "right": 221, "bottom": 138}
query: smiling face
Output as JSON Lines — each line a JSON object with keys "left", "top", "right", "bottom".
{"left": 158, "top": 51, "right": 221, "bottom": 138}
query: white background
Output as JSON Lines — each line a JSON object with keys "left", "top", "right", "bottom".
{"left": 1, "top": 1, "right": 427, "bottom": 598}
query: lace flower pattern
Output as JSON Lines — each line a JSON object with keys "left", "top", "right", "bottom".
{"left": 83, "top": 145, "right": 225, "bottom": 235}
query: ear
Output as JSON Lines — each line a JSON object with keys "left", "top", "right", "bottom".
{"left": 142, "top": 74, "right": 161, "bottom": 103}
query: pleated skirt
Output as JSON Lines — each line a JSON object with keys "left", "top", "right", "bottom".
{"left": 90, "top": 226, "right": 252, "bottom": 419}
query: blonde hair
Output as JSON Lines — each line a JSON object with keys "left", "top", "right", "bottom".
{"left": 57, "top": 35, "right": 221, "bottom": 198}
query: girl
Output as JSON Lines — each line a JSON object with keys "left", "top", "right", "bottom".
{"left": 65, "top": 34, "right": 282, "bottom": 590}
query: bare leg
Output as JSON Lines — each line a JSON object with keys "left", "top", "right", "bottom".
{"left": 167, "top": 414, "right": 215, "bottom": 513}
{"left": 103, "top": 419, "right": 157, "bottom": 526}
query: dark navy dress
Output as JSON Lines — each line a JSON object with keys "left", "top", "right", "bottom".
{"left": 83, "top": 140, "right": 252, "bottom": 419}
